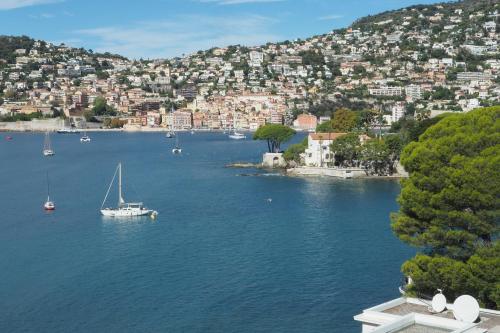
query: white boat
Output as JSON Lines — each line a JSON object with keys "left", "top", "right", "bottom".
{"left": 100, "top": 163, "right": 157, "bottom": 218}
{"left": 228, "top": 112, "right": 246, "bottom": 139}
{"left": 57, "top": 127, "right": 80, "bottom": 134}
{"left": 80, "top": 131, "right": 91, "bottom": 142}
{"left": 44, "top": 172, "right": 55, "bottom": 211}
{"left": 43, "top": 131, "right": 55, "bottom": 156}
{"left": 166, "top": 106, "right": 177, "bottom": 139}
{"left": 172, "top": 134, "right": 182, "bottom": 154}
{"left": 229, "top": 131, "right": 246, "bottom": 140}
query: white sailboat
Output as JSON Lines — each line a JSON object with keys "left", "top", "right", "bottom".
{"left": 166, "top": 106, "right": 176, "bottom": 138}
{"left": 43, "top": 131, "right": 55, "bottom": 156}
{"left": 80, "top": 131, "right": 91, "bottom": 142}
{"left": 228, "top": 112, "right": 246, "bottom": 139}
{"left": 44, "top": 172, "right": 55, "bottom": 211}
{"left": 100, "top": 163, "right": 157, "bottom": 218}
{"left": 172, "top": 134, "right": 182, "bottom": 154}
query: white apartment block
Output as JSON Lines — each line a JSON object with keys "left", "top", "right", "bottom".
{"left": 391, "top": 103, "right": 405, "bottom": 123}
{"left": 405, "top": 85, "right": 422, "bottom": 100}
{"left": 457, "top": 72, "right": 494, "bottom": 82}
{"left": 369, "top": 86, "right": 403, "bottom": 96}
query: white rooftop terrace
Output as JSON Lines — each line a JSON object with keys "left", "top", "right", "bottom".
{"left": 354, "top": 297, "right": 500, "bottom": 333}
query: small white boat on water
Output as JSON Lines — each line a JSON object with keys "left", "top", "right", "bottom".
{"left": 43, "top": 131, "right": 55, "bottom": 156}
{"left": 100, "top": 163, "right": 157, "bottom": 218}
{"left": 57, "top": 127, "right": 80, "bottom": 134}
{"left": 165, "top": 131, "right": 175, "bottom": 138}
{"left": 80, "top": 131, "right": 91, "bottom": 142}
{"left": 229, "top": 131, "right": 246, "bottom": 140}
{"left": 44, "top": 172, "right": 55, "bottom": 211}
{"left": 172, "top": 134, "right": 182, "bottom": 154}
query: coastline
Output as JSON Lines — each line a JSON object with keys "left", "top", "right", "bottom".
{"left": 0, "top": 120, "right": 252, "bottom": 133}
{"left": 226, "top": 163, "right": 408, "bottom": 180}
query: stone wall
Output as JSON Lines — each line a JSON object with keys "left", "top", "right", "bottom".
{"left": 287, "top": 166, "right": 367, "bottom": 178}
{"left": 262, "top": 153, "right": 287, "bottom": 168}
{"left": 0, "top": 118, "right": 65, "bottom": 132}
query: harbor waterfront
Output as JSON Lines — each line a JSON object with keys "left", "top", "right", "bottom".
{"left": 0, "top": 132, "right": 413, "bottom": 332}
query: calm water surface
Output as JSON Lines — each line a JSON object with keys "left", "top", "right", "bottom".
{"left": 0, "top": 132, "right": 413, "bottom": 333}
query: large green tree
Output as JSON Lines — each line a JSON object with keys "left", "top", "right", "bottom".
{"left": 391, "top": 106, "right": 500, "bottom": 308}
{"left": 330, "top": 133, "right": 360, "bottom": 167}
{"left": 283, "top": 137, "right": 308, "bottom": 163}
{"left": 360, "top": 139, "right": 392, "bottom": 175}
{"left": 253, "top": 124, "right": 296, "bottom": 153}
{"left": 332, "top": 108, "right": 359, "bottom": 132}
{"left": 316, "top": 108, "right": 360, "bottom": 133}
{"left": 92, "top": 97, "right": 117, "bottom": 116}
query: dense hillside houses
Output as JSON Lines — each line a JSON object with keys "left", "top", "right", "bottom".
{"left": 0, "top": 0, "right": 498, "bottom": 130}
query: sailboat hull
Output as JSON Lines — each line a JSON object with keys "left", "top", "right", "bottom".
{"left": 100, "top": 208, "right": 153, "bottom": 217}
{"left": 229, "top": 134, "right": 246, "bottom": 140}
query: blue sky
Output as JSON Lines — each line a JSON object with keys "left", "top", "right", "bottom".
{"left": 0, "top": 0, "right": 444, "bottom": 59}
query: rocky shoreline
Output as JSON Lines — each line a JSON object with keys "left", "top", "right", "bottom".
{"left": 226, "top": 162, "right": 407, "bottom": 179}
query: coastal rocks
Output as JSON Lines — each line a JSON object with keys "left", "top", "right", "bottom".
{"left": 225, "top": 162, "right": 262, "bottom": 168}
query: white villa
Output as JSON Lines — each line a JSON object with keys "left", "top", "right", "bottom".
{"left": 304, "top": 132, "right": 370, "bottom": 167}
{"left": 304, "top": 132, "right": 346, "bottom": 167}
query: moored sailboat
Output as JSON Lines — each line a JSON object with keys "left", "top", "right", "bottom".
{"left": 80, "top": 131, "right": 91, "bottom": 142}
{"left": 172, "top": 134, "right": 182, "bottom": 154}
{"left": 44, "top": 172, "right": 55, "bottom": 211}
{"left": 100, "top": 163, "right": 157, "bottom": 218}
{"left": 43, "top": 131, "right": 55, "bottom": 156}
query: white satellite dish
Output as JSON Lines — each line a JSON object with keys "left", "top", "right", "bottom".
{"left": 453, "top": 295, "right": 480, "bottom": 323}
{"left": 431, "top": 293, "right": 447, "bottom": 313}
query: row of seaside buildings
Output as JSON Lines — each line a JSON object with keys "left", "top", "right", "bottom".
{"left": 1, "top": 2, "right": 499, "bottom": 130}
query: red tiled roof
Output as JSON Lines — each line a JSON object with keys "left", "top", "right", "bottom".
{"left": 309, "top": 132, "right": 347, "bottom": 141}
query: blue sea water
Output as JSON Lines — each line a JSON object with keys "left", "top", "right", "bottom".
{"left": 0, "top": 132, "right": 413, "bottom": 333}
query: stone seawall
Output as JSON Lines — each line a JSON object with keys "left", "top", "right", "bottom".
{"left": 287, "top": 166, "right": 367, "bottom": 178}
{"left": 0, "top": 119, "right": 65, "bottom": 132}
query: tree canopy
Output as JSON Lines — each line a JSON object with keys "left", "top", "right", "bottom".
{"left": 391, "top": 106, "right": 500, "bottom": 308}
{"left": 330, "top": 133, "right": 360, "bottom": 167}
{"left": 317, "top": 108, "right": 360, "bottom": 133}
{"left": 253, "top": 124, "right": 296, "bottom": 153}
{"left": 283, "top": 136, "right": 308, "bottom": 164}
{"left": 92, "top": 97, "right": 117, "bottom": 116}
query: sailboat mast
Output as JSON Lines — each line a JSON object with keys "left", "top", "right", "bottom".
{"left": 46, "top": 172, "right": 50, "bottom": 201}
{"left": 118, "top": 163, "right": 123, "bottom": 206}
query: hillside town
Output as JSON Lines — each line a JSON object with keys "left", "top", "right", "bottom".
{"left": 0, "top": 0, "right": 498, "bottom": 132}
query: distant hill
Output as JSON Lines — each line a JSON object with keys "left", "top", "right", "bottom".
{"left": 0, "top": 35, "right": 128, "bottom": 64}
{"left": 0, "top": 36, "right": 35, "bottom": 63}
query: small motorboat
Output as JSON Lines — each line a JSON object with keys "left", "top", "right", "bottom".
{"left": 5, "top": 136, "right": 13, "bottom": 141}
{"left": 57, "top": 128, "right": 80, "bottom": 134}
{"left": 229, "top": 131, "right": 246, "bottom": 140}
